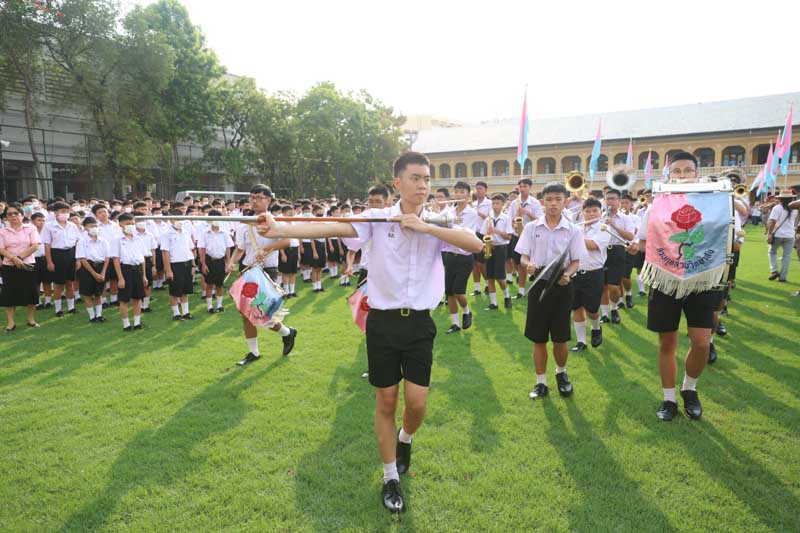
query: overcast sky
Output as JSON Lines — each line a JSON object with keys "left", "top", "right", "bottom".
{"left": 131, "top": 0, "right": 799, "bottom": 124}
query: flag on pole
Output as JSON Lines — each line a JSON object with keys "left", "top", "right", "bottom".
{"left": 347, "top": 280, "right": 369, "bottom": 333}
{"left": 770, "top": 131, "right": 782, "bottom": 178}
{"left": 517, "top": 88, "right": 529, "bottom": 172}
{"left": 662, "top": 155, "right": 670, "bottom": 182}
{"left": 589, "top": 119, "right": 602, "bottom": 181}
{"left": 779, "top": 104, "right": 793, "bottom": 176}
{"left": 644, "top": 150, "right": 653, "bottom": 189}
{"left": 765, "top": 143, "right": 775, "bottom": 193}
{"left": 750, "top": 168, "right": 764, "bottom": 193}
{"left": 626, "top": 139, "right": 633, "bottom": 167}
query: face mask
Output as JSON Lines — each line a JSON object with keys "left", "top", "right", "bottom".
{"left": 23, "top": 205, "right": 34, "bottom": 215}
{"left": 87, "top": 227, "right": 99, "bottom": 237}
{"left": 56, "top": 213, "right": 69, "bottom": 223}
{"left": 172, "top": 221, "right": 183, "bottom": 230}
{"left": 135, "top": 222, "right": 146, "bottom": 230}
{"left": 32, "top": 201, "right": 40, "bottom": 209}
{"left": 124, "top": 207, "right": 133, "bottom": 213}
{"left": 211, "top": 222, "right": 220, "bottom": 229}
{"left": 123, "top": 225, "right": 135, "bottom": 235}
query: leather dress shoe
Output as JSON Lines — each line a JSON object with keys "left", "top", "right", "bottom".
{"left": 590, "top": 327, "right": 603, "bottom": 347}
{"left": 514, "top": 293, "right": 525, "bottom": 300}
{"left": 529, "top": 383, "right": 549, "bottom": 399}
{"left": 708, "top": 342, "right": 717, "bottom": 364}
{"left": 485, "top": 304, "right": 499, "bottom": 311}
{"left": 600, "top": 315, "right": 610, "bottom": 324}
{"left": 123, "top": 326, "right": 132, "bottom": 332}
{"left": 610, "top": 309, "right": 621, "bottom": 324}
{"left": 625, "top": 295, "right": 634, "bottom": 308}
{"left": 471, "top": 290, "right": 481, "bottom": 296}
{"left": 656, "top": 400, "right": 678, "bottom": 421}
{"left": 570, "top": 342, "right": 587, "bottom": 352}
{"left": 556, "top": 372, "right": 573, "bottom": 397}
{"left": 141, "top": 307, "right": 152, "bottom": 313}
{"left": 133, "top": 324, "right": 144, "bottom": 330}
{"left": 396, "top": 434, "right": 412, "bottom": 475}
{"left": 504, "top": 297, "right": 512, "bottom": 309}
{"left": 182, "top": 313, "right": 193, "bottom": 320}
{"left": 237, "top": 352, "right": 261, "bottom": 366}
{"left": 461, "top": 312, "right": 472, "bottom": 330}
{"left": 769, "top": 271, "right": 779, "bottom": 280}
{"left": 282, "top": 327, "right": 297, "bottom": 356}
{"left": 446, "top": 324, "right": 461, "bottom": 334}
{"left": 382, "top": 480, "right": 405, "bottom": 513}
{"left": 681, "top": 389, "right": 702, "bottom": 420}
{"left": 716, "top": 321, "right": 727, "bottom": 336}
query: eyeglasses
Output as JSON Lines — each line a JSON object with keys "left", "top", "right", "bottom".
{"left": 669, "top": 168, "right": 697, "bottom": 177}
{"left": 6, "top": 211, "right": 21, "bottom": 216}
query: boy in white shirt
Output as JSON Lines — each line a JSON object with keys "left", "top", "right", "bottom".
{"left": 110, "top": 214, "right": 148, "bottom": 331}
{"left": 197, "top": 210, "right": 234, "bottom": 313}
{"left": 75, "top": 217, "right": 109, "bottom": 323}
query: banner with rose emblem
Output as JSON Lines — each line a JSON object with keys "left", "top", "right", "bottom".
{"left": 641, "top": 190, "right": 732, "bottom": 298}
{"left": 347, "top": 279, "right": 369, "bottom": 333}
{"left": 229, "top": 267, "right": 287, "bottom": 327}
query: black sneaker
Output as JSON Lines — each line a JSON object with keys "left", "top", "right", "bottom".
{"left": 638, "top": 291, "right": 646, "bottom": 297}
{"left": 172, "top": 315, "right": 184, "bottom": 321}
{"left": 55, "top": 311, "right": 64, "bottom": 318}
{"left": 207, "top": 308, "right": 216, "bottom": 314}
{"left": 95, "top": 316, "right": 106, "bottom": 323}
{"left": 237, "top": 352, "right": 261, "bottom": 366}
{"left": 381, "top": 479, "right": 405, "bottom": 514}
{"left": 590, "top": 327, "right": 603, "bottom": 348}
{"left": 514, "top": 293, "right": 525, "bottom": 300}
{"left": 67, "top": 308, "right": 77, "bottom": 314}
{"left": 35, "top": 303, "right": 45, "bottom": 310}
{"left": 141, "top": 307, "right": 152, "bottom": 313}
{"left": 504, "top": 297, "right": 512, "bottom": 309}
{"left": 396, "top": 432, "right": 412, "bottom": 475}
{"left": 123, "top": 326, "right": 132, "bottom": 332}
{"left": 485, "top": 304, "right": 499, "bottom": 311}
{"left": 570, "top": 342, "right": 587, "bottom": 352}
{"left": 556, "top": 372, "right": 573, "bottom": 397}
{"left": 102, "top": 303, "right": 109, "bottom": 309}
{"left": 182, "top": 313, "right": 193, "bottom": 320}
{"left": 529, "top": 383, "right": 549, "bottom": 399}
{"left": 446, "top": 324, "right": 461, "bottom": 334}
{"left": 708, "top": 342, "right": 717, "bottom": 364}
{"left": 716, "top": 321, "right": 727, "bottom": 336}
{"left": 461, "top": 312, "right": 472, "bottom": 330}
{"left": 471, "top": 290, "right": 481, "bottom": 296}
{"left": 625, "top": 295, "right": 634, "bottom": 308}
{"left": 216, "top": 307, "right": 224, "bottom": 313}
{"left": 319, "top": 287, "right": 325, "bottom": 292}
{"left": 656, "top": 400, "right": 678, "bottom": 421}
{"left": 600, "top": 315, "right": 610, "bottom": 324}
{"left": 680, "top": 389, "right": 703, "bottom": 420}
{"left": 282, "top": 327, "right": 297, "bottom": 356}
{"left": 133, "top": 324, "right": 144, "bottom": 330}
{"left": 44, "top": 302, "right": 53, "bottom": 309}
{"left": 89, "top": 317, "right": 97, "bottom": 323}
{"left": 610, "top": 309, "right": 621, "bottom": 324}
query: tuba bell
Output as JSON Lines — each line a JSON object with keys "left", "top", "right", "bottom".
{"left": 606, "top": 164, "right": 636, "bottom": 191}
{"left": 565, "top": 171, "right": 586, "bottom": 193}
{"left": 734, "top": 184, "right": 748, "bottom": 199}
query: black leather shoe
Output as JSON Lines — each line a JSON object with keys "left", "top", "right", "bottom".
{"left": 529, "top": 383, "right": 549, "bottom": 399}
{"left": 237, "top": 352, "right": 261, "bottom": 366}
{"left": 446, "top": 324, "right": 461, "bottom": 334}
{"left": 172, "top": 315, "right": 184, "bottom": 321}
{"left": 102, "top": 302, "right": 109, "bottom": 309}
{"left": 681, "top": 389, "right": 703, "bottom": 420}
{"left": 514, "top": 293, "right": 525, "bottom": 300}
{"left": 570, "top": 342, "right": 587, "bottom": 352}
{"left": 123, "top": 326, "right": 132, "bottom": 332}
{"left": 556, "top": 372, "right": 573, "bottom": 397}
{"left": 35, "top": 303, "right": 45, "bottom": 310}
{"left": 625, "top": 295, "right": 634, "bottom": 308}
{"left": 638, "top": 291, "right": 646, "bottom": 297}
{"left": 141, "top": 307, "right": 152, "bottom": 313}
{"left": 133, "top": 324, "right": 144, "bottom": 330}
{"left": 485, "top": 304, "right": 499, "bottom": 311}
{"left": 207, "top": 308, "right": 216, "bottom": 314}
{"left": 319, "top": 287, "right": 326, "bottom": 292}
{"left": 591, "top": 327, "right": 603, "bottom": 348}
{"left": 600, "top": 315, "right": 610, "bottom": 324}
{"left": 504, "top": 297, "right": 512, "bottom": 309}
{"left": 182, "top": 313, "right": 193, "bottom": 320}
{"left": 716, "top": 321, "right": 727, "bottom": 336}
{"left": 67, "top": 308, "right": 77, "bottom": 314}
{"left": 216, "top": 307, "right": 224, "bottom": 313}
{"left": 656, "top": 400, "right": 678, "bottom": 421}
{"left": 708, "top": 342, "right": 717, "bottom": 364}
{"left": 396, "top": 434, "right": 412, "bottom": 475}
{"left": 55, "top": 311, "right": 64, "bottom": 318}
{"left": 471, "top": 290, "right": 481, "bottom": 296}
{"left": 90, "top": 317, "right": 97, "bottom": 323}
{"left": 282, "top": 327, "right": 297, "bottom": 356}
{"left": 381, "top": 479, "right": 405, "bottom": 513}
{"left": 95, "top": 316, "right": 106, "bottom": 323}
{"left": 769, "top": 271, "right": 779, "bottom": 280}
{"left": 610, "top": 309, "right": 621, "bottom": 324}
{"left": 461, "top": 312, "right": 472, "bottom": 330}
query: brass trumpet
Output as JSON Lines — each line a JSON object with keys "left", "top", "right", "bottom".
{"left": 638, "top": 196, "right": 648, "bottom": 205}
{"left": 483, "top": 235, "right": 493, "bottom": 259}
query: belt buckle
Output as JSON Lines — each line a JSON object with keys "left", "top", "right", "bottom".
{"left": 400, "top": 308, "right": 410, "bottom": 317}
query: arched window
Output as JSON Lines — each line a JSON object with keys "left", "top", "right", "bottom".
{"left": 472, "top": 161, "right": 488, "bottom": 177}
{"left": 455, "top": 163, "right": 467, "bottom": 178}
{"left": 513, "top": 159, "right": 533, "bottom": 175}
{"left": 561, "top": 156, "right": 581, "bottom": 173}
{"left": 752, "top": 144, "right": 771, "bottom": 165}
{"left": 613, "top": 153, "right": 628, "bottom": 165}
{"left": 638, "top": 151, "right": 660, "bottom": 170}
{"left": 693, "top": 148, "right": 715, "bottom": 167}
{"left": 492, "top": 160, "right": 509, "bottom": 176}
{"left": 585, "top": 154, "right": 608, "bottom": 172}
{"left": 791, "top": 142, "right": 800, "bottom": 164}
{"left": 430, "top": 165, "right": 435, "bottom": 179}
{"left": 537, "top": 157, "right": 556, "bottom": 174}
{"left": 439, "top": 164, "right": 451, "bottom": 179}
{"left": 721, "top": 146, "right": 745, "bottom": 167}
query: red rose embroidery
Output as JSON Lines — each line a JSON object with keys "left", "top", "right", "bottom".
{"left": 360, "top": 296, "right": 370, "bottom": 312}
{"left": 671, "top": 205, "right": 702, "bottom": 230}
{"left": 242, "top": 282, "right": 259, "bottom": 298}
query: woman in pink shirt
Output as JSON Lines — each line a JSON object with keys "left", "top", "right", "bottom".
{"left": 0, "top": 203, "right": 42, "bottom": 331}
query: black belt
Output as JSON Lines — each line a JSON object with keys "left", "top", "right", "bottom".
{"left": 577, "top": 268, "right": 603, "bottom": 275}
{"left": 370, "top": 308, "right": 430, "bottom": 318}
{"left": 122, "top": 263, "right": 143, "bottom": 270}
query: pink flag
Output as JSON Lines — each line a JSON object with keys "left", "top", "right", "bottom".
{"left": 347, "top": 281, "right": 369, "bottom": 333}
{"left": 644, "top": 150, "right": 652, "bottom": 188}
{"left": 626, "top": 139, "right": 634, "bottom": 167}
{"left": 228, "top": 267, "right": 285, "bottom": 327}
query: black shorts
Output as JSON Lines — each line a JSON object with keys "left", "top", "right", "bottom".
{"left": 263, "top": 267, "right": 278, "bottom": 283}
{"left": 509, "top": 234, "right": 522, "bottom": 264}
{"left": 485, "top": 244, "right": 508, "bottom": 280}
{"left": 525, "top": 279, "right": 573, "bottom": 343}
{"left": 300, "top": 242, "right": 313, "bottom": 266}
{"left": 204, "top": 257, "right": 226, "bottom": 286}
{"left": 119, "top": 264, "right": 145, "bottom": 302}
{"left": 279, "top": 246, "right": 299, "bottom": 274}
{"left": 327, "top": 239, "right": 341, "bottom": 263}
{"left": 169, "top": 260, "right": 194, "bottom": 297}
{"left": 604, "top": 246, "right": 626, "bottom": 286}
{"left": 646, "top": 288, "right": 719, "bottom": 332}
{"left": 571, "top": 269, "right": 604, "bottom": 313}
{"left": 34, "top": 256, "right": 47, "bottom": 285}
{"left": 154, "top": 247, "right": 164, "bottom": 272}
{"left": 443, "top": 252, "right": 474, "bottom": 296}
{"left": 473, "top": 233, "right": 487, "bottom": 264}
{"left": 49, "top": 247, "right": 76, "bottom": 284}
{"left": 78, "top": 261, "right": 105, "bottom": 297}
{"left": 104, "top": 262, "right": 118, "bottom": 282}
{"left": 144, "top": 256, "right": 154, "bottom": 286}
{"left": 310, "top": 241, "right": 327, "bottom": 268}
{"left": 366, "top": 309, "right": 436, "bottom": 388}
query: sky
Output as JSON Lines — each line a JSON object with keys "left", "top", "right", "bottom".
{"left": 130, "top": 0, "right": 800, "bottom": 124}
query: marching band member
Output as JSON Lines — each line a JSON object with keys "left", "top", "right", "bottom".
{"left": 481, "top": 194, "right": 513, "bottom": 310}
{"left": 471, "top": 181, "right": 491, "bottom": 295}
{"left": 599, "top": 188, "right": 636, "bottom": 324}
{"left": 508, "top": 178, "right": 544, "bottom": 299}
{"left": 443, "top": 181, "right": 480, "bottom": 333}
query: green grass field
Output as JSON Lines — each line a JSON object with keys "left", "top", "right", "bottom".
{"left": 2, "top": 233, "right": 799, "bottom": 532}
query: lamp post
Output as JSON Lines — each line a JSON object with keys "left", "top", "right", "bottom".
{"left": 0, "top": 139, "right": 10, "bottom": 201}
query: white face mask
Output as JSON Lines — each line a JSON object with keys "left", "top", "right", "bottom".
{"left": 56, "top": 213, "right": 69, "bottom": 223}
{"left": 123, "top": 225, "right": 135, "bottom": 235}
{"left": 124, "top": 207, "right": 133, "bottom": 213}
{"left": 210, "top": 222, "right": 220, "bottom": 229}
{"left": 135, "top": 221, "right": 146, "bottom": 230}
{"left": 88, "top": 227, "right": 99, "bottom": 237}
{"left": 172, "top": 221, "right": 183, "bottom": 230}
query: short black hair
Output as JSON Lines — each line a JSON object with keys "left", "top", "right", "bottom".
{"left": 250, "top": 184, "right": 273, "bottom": 197}
{"left": 133, "top": 201, "right": 147, "bottom": 209}
{"left": 118, "top": 213, "right": 134, "bottom": 223}
{"left": 476, "top": 181, "right": 488, "bottom": 189}
{"left": 393, "top": 151, "right": 430, "bottom": 177}
{"left": 368, "top": 184, "right": 389, "bottom": 199}
{"left": 83, "top": 216, "right": 98, "bottom": 227}
{"left": 518, "top": 178, "right": 533, "bottom": 186}
{"left": 436, "top": 188, "right": 450, "bottom": 198}
{"left": 208, "top": 209, "right": 222, "bottom": 217}
{"left": 491, "top": 193, "right": 505, "bottom": 202}
{"left": 542, "top": 182, "right": 568, "bottom": 196}
{"left": 51, "top": 201, "right": 70, "bottom": 211}
{"left": 31, "top": 212, "right": 45, "bottom": 221}
{"left": 281, "top": 205, "right": 294, "bottom": 213}
{"left": 168, "top": 208, "right": 182, "bottom": 216}
{"left": 605, "top": 188, "right": 621, "bottom": 198}
{"left": 670, "top": 151, "right": 698, "bottom": 168}
{"left": 454, "top": 181, "right": 471, "bottom": 193}
{"left": 582, "top": 198, "right": 602, "bottom": 210}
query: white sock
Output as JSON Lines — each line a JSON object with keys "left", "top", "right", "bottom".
{"left": 276, "top": 275, "right": 283, "bottom": 285}
{"left": 600, "top": 304, "right": 609, "bottom": 317}
{"left": 536, "top": 373, "right": 547, "bottom": 385}
{"left": 474, "top": 281, "right": 480, "bottom": 292}
{"left": 181, "top": 302, "right": 189, "bottom": 315}
{"left": 133, "top": 314, "right": 141, "bottom": 326}
{"left": 589, "top": 317, "right": 601, "bottom": 330}
{"left": 332, "top": 266, "right": 338, "bottom": 276}
{"left": 462, "top": 304, "right": 470, "bottom": 315}
{"left": 45, "top": 296, "right": 52, "bottom": 304}
{"left": 122, "top": 318, "right": 130, "bottom": 328}
{"left": 503, "top": 287, "right": 510, "bottom": 298}
{"left": 489, "top": 292, "right": 497, "bottom": 305}
{"left": 206, "top": 297, "right": 213, "bottom": 310}
{"left": 284, "top": 283, "right": 290, "bottom": 293}
{"left": 625, "top": 289, "right": 632, "bottom": 296}
{"left": 246, "top": 336, "right": 259, "bottom": 356}
{"left": 574, "top": 320, "right": 587, "bottom": 344}
{"left": 75, "top": 292, "right": 80, "bottom": 299}
{"left": 398, "top": 428, "right": 413, "bottom": 444}
{"left": 637, "top": 274, "right": 645, "bottom": 292}
{"left": 556, "top": 366, "right": 566, "bottom": 374}
{"left": 278, "top": 324, "right": 291, "bottom": 336}
{"left": 143, "top": 296, "right": 150, "bottom": 308}
{"left": 451, "top": 313, "right": 459, "bottom": 325}
{"left": 66, "top": 298, "right": 74, "bottom": 310}
{"left": 610, "top": 301, "right": 618, "bottom": 311}
{"left": 95, "top": 304, "right": 102, "bottom": 317}
{"left": 518, "top": 286, "right": 525, "bottom": 295}
{"left": 682, "top": 374, "right": 698, "bottom": 391}
{"left": 110, "top": 294, "right": 117, "bottom": 303}
{"left": 172, "top": 305, "right": 180, "bottom": 317}
{"left": 216, "top": 296, "right": 223, "bottom": 308}
{"left": 87, "top": 307, "right": 96, "bottom": 319}
{"left": 101, "top": 296, "right": 106, "bottom": 305}
{"left": 664, "top": 388, "right": 677, "bottom": 403}
{"left": 55, "top": 300, "right": 62, "bottom": 313}
{"left": 383, "top": 461, "right": 399, "bottom": 483}
{"left": 506, "top": 273, "right": 513, "bottom": 282}
{"left": 289, "top": 283, "right": 295, "bottom": 294}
